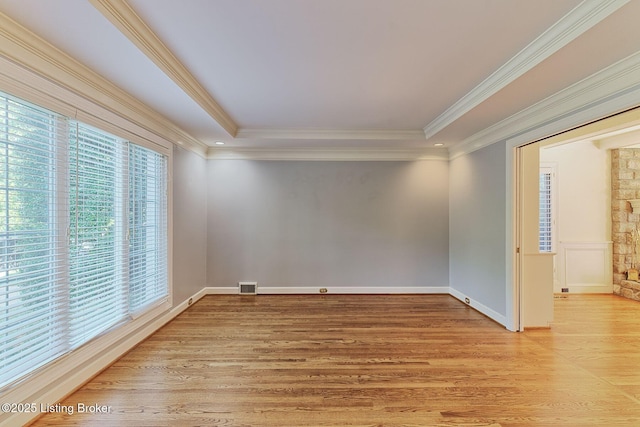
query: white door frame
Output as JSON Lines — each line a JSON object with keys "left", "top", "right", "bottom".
{"left": 511, "top": 146, "right": 524, "bottom": 331}
{"left": 505, "top": 105, "right": 640, "bottom": 331}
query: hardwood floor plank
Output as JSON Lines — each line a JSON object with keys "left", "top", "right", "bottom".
{"left": 28, "top": 294, "right": 640, "bottom": 426}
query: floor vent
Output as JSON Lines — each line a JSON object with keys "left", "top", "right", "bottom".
{"left": 238, "top": 282, "right": 257, "bottom": 295}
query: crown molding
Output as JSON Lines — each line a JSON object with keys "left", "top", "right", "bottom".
{"left": 0, "top": 11, "right": 208, "bottom": 157}
{"left": 422, "top": 0, "right": 630, "bottom": 141}
{"left": 88, "top": 0, "right": 238, "bottom": 137}
{"left": 448, "top": 50, "right": 640, "bottom": 159}
{"left": 235, "top": 128, "right": 426, "bottom": 140}
{"left": 207, "top": 147, "right": 448, "bottom": 161}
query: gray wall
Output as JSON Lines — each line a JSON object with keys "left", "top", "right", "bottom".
{"left": 172, "top": 146, "right": 208, "bottom": 304}
{"left": 207, "top": 160, "right": 449, "bottom": 289}
{"left": 449, "top": 142, "right": 507, "bottom": 315}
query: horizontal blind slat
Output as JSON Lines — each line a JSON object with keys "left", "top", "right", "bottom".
{"left": 0, "top": 92, "right": 64, "bottom": 388}
{"left": 0, "top": 91, "right": 168, "bottom": 389}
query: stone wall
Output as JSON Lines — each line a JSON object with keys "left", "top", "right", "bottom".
{"left": 619, "top": 280, "right": 640, "bottom": 301}
{"left": 611, "top": 148, "right": 640, "bottom": 301}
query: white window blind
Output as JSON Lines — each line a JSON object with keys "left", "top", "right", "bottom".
{"left": 0, "top": 92, "right": 168, "bottom": 389}
{"left": 539, "top": 168, "right": 553, "bottom": 253}
{"left": 0, "top": 96, "right": 68, "bottom": 388}
{"left": 128, "top": 144, "right": 168, "bottom": 313}
{"left": 68, "top": 123, "right": 128, "bottom": 346}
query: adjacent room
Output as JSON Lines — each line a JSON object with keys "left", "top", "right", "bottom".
{"left": 1, "top": 0, "right": 640, "bottom": 425}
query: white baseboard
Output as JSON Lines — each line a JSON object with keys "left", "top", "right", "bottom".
{"left": 206, "top": 285, "right": 507, "bottom": 327}
{"left": 175, "top": 287, "right": 209, "bottom": 310}
{"left": 0, "top": 289, "right": 207, "bottom": 427}
{"left": 262, "top": 286, "right": 450, "bottom": 294}
{"left": 448, "top": 287, "right": 507, "bottom": 326}
{"left": 205, "top": 285, "right": 450, "bottom": 295}
{"left": 3, "top": 285, "right": 505, "bottom": 426}
{"left": 204, "top": 286, "right": 239, "bottom": 294}
{"left": 560, "top": 285, "right": 613, "bottom": 294}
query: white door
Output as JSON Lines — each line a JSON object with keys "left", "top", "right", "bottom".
{"left": 518, "top": 143, "right": 555, "bottom": 329}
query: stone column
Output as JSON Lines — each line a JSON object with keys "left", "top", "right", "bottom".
{"left": 611, "top": 148, "right": 640, "bottom": 299}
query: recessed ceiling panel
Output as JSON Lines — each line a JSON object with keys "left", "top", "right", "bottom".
{"left": 127, "top": 0, "right": 582, "bottom": 130}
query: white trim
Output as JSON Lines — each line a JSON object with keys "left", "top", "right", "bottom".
{"left": 235, "top": 129, "right": 426, "bottom": 141}
{"left": 166, "top": 152, "right": 175, "bottom": 309}
{"left": 3, "top": 284, "right": 519, "bottom": 426}
{"left": 506, "top": 145, "right": 520, "bottom": 332}
{"left": 0, "top": 2, "right": 634, "bottom": 161}
{"left": 0, "top": 11, "right": 207, "bottom": 156}
{"left": 594, "top": 127, "right": 640, "bottom": 150}
{"left": 448, "top": 287, "right": 508, "bottom": 327}
{"left": 261, "top": 286, "right": 449, "bottom": 294}
{"left": 556, "top": 241, "right": 613, "bottom": 294}
{"left": 205, "top": 286, "right": 449, "bottom": 295}
{"left": 504, "top": 91, "right": 640, "bottom": 332}
{"left": 423, "top": 0, "right": 629, "bottom": 140}
{"left": 0, "top": 289, "right": 207, "bottom": 427}
{"left": 204, "top": 286, "right": 239, "bottom": 295}
{"left": 207, "top": 147, "right": 449, "bottom": 161}
{"left": 450, "top": 50, "right": 640, "bottom": 159}
{"left": 182, "top": 287, "right": 209, "bottom": 307}
{"left": 0, "top": 58, "right": 171, "bottom": 154}
{"left": 205, "top": 286, "right": 508, "bottom": 327}
{"left": 87, "top": 0, "right": 237, "bottom": 137}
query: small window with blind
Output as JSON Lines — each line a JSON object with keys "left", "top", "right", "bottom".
{"left": 0, "top": 91, "right": 168, "bottom": 389}
{"left": 539, "top": 165, "right": 555, "bottom": 253}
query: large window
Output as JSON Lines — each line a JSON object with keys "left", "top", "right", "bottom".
{"left": 0, "top": 92, "right": 168, "bottom": 389}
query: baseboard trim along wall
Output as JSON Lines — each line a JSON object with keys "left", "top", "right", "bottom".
{"left": 448, "top": 288, "right": 507, "bottom": 326}
{"left": 0, "top": 288, "right": 209, "bottom": 427}
{"left": 204, "top": 286, "right": 451, "bottom": 295}
{"left": 205, "top": 286, "right": 507, "bottom": 325}
{"left": 4, "top": 285, "right": 502, "bottom": 426}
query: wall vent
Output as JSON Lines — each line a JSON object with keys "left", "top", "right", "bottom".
{"left": 238, "top": 282, "right": 257, "bottom": 295}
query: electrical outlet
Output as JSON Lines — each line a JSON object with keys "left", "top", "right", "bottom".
{"left": 561, "top": 288, "right": 569, "bottom": 293}
{"left": 188, "top": 297, "right": 193, "bottom": 305}
{"left": 464, "top": 297, "right": 470, "bottom": 304}
{"left": 319, "top": 288, "right": 328, "bottom": 294}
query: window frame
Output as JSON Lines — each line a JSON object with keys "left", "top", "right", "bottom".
{"left": 0, "top": 91, "right": 172, "bottom": 391}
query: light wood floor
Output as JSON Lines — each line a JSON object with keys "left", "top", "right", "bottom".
{"left": 31, "top": 294, "right": 640, "bottom": 426}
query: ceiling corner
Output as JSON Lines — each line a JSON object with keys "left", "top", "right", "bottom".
{"left": 88, "top": 0, "right": 238, "bottom": 137}
{"left": 422, "top": 0, "right": 631, "bottom": 142}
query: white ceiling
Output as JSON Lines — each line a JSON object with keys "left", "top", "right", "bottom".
{"left": 1, "top": 0, "right": 639, "bottom": 152}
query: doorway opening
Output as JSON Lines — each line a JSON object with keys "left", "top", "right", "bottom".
{"left": 514, "top": 106, "right": 640, "bottom": 330}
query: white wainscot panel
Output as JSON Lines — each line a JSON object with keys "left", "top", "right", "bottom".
{"left": 557, "top": 241, "right": 613, "bottom": 293}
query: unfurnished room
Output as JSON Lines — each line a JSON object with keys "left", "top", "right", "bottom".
{"left": 1, "top": 1, "right": 640, "bottom": 426}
